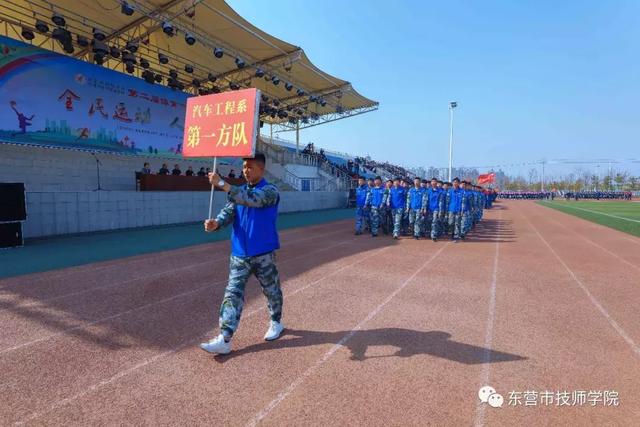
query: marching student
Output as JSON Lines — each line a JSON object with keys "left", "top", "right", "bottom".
{"left": 406, "top": 177, "right": 426, "bottom": 240}
{"left": 388, "top": 177, "right": 407, "bottom": 239}
{"left": 354, "top": 176, "right": 370, "bottom": 235}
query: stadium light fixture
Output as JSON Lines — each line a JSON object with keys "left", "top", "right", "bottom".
{"left": 120, "top": 1, "right": 134, "bottom": 16}
{"left": 35, "top": 20, "right": 49, "bottom": 33}
{"left": 51, "top": 13, "right": 66, "bottom": 27}
{"left": 162, "top": 21, "right": 174, "bottom": 36}
{"left": 21, "top": 27, "right": 35, "bottom": 40}
{"left": 92, "top": 28, "right": 106, "bottom": 41}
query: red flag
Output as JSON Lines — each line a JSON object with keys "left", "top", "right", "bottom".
{"left": 182, "top": 88, "right": 260, "bottom": 158}
{"left": 477, "top": 173, "right": 496, "bottom": 184}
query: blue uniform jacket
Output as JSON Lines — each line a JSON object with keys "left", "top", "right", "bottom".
{"left": 427, "top": 187, "right": 442, "bottom": 211}
{"left": 407, "top": 187, "right": 425, "bottom": 210}
{"left": 216, "top": 178, "right": 280, "bottom": 257}
{"left": 370, "top": 186, "right": 385, "bottom": 208}
{"left": 448, "top": 188, "right": 463, "bottom": 213}
{"left": 389, "top": 186, "right": 406, "bottom": 209}
{"left": 355, "top": 184, "right": 369, "bottom": 208}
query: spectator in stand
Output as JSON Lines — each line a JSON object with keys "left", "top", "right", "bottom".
{"left": 206, "top": 168, "right": 211, "bottom": 176}
{"left": 158, "top": 163, "right": 170, "bottom": 175}
{"left": 141, "top": 162, "right": 151, "bottom": 174}
{"left": 185, "top": 166, "right": 194, "bottom": 176}
{"left": 228, "top": 169, "right": 236, "bottom": 178}
{"left": 197, "top": 167, "right": 206, "bottom": 177}
{"left": 172, "top": 164, "right": 181, "bottom": 175}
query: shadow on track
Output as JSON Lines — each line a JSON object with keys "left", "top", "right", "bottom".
{"left": 214, "top": 328, "right": 527, "bottom": 365}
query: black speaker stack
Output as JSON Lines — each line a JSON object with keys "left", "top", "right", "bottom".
{"left": 0, "top": 183, "right": 26, "bottom": 249}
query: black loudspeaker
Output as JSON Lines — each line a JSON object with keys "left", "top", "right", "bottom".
{"left": 0, "top": 183, "right": 27, "bottom": 221}
{"left": 0, "top": 222, "right": 23, "bottom": 249}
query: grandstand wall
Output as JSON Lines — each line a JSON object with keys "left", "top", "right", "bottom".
{"left": 22, "top": 190, "right": 347, "bottom": 238}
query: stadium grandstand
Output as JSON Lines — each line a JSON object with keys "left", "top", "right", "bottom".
{"left": 0, "top": 0, "right": 380, "bottom": 240}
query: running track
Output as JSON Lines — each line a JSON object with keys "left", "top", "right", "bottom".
{"left": 1, "top": 201, "right": 638, "bottom": 426}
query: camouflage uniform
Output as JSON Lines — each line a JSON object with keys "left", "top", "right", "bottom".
{"left": 214, "top": 181, "right": 282, "bottom": 340}
{"left": 220, "top": 252, "right": 282, "bottom": 339}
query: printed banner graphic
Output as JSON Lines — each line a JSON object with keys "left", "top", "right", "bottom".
{"left": 0, "top": 35, "right": 189, "bottom": 157}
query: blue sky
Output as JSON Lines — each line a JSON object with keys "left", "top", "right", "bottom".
{"left": 232, "top": 1, "right": 639, "bottom": 175}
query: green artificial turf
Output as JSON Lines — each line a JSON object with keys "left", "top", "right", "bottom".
{"left": 538, "top": 201, "right": 640, "bottom": 237}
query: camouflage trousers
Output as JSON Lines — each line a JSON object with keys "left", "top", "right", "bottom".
{"left": 355, "top": 207, "right": 366, "bottom": 233}
{"left": 408, "top": 209, "right": 423, "bottom": 237}
{"left": 448, "top": 212, "right": 462, "bottom": 239}
{"left": 219, "top": 252, "right": 282, "bottom": 339}
{"left": 370, "top": 207, "right": 381, "bottom": 236}
{"left": 427, "top": 210, "right": 441, "bottom": 239}
{"left": 391, "top": 208, "right": 404, "bottom": 237}
{"left": 461, "top": 212, "right": 472, "bottom": 236}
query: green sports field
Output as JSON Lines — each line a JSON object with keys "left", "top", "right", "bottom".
{"left": 538, "top": 200, "right": 640, "bottom": 237}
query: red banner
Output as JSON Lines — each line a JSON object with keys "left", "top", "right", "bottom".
{"left": 477, "top": 173, "right": 496, "bottom": 184}
{"left": 182, "top": 88, "right": 260, "bottom": 158}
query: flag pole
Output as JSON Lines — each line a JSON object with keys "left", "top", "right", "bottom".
{"left": 208, "top": 157, "right": 218, "bottom": 220}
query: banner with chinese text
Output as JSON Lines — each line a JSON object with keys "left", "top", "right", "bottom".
{"left": 0, "top": 35, "right": 188, "bottom": 157}
{"left": 182, "top": 88, "right": 260, "bottom": 158}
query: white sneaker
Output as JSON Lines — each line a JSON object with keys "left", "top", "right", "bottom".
{"left": 199, "top": 334, "right": 231, "bottom": 354}
{"left": 264, "top": 321, "right": 284, "bottom": 341}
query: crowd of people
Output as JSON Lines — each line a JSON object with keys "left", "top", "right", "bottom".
{"left": 498, "top": 191, "right": 555, "bottom": 200}
{"left": 354, "top": 176, "right": 498, "bottom": 242}
{"left": 563, "top": 191, "right": 633, "bottom": 200}
{"left": 139, "top": 163, "right": 241, "bottom": 179}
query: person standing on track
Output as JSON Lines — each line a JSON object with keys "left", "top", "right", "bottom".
{"left": 448, "top": 178, "right": 463, "bottom": 241}
{"left": 369, "top": 176, "right": 386, "bottom": 237}
{"left": 389, "top": 177, "right": 407, "bottom": 239}
{"left": 200, "top": 153, "right": 284, "bottom": 355}
{"left": 406, "top": 177, "right": 426, "bottom": 240}
{"left": 354, "top": 176, "right": 370, "bottom": 235}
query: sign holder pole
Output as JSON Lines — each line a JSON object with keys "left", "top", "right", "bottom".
{"left": 208, "top": 157, "right": 218, "bottom": 220}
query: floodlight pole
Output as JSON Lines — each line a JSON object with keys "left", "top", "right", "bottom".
{"left": 448, "top": 101, "right": 457, "bottom": 182}
{"left": 295, "top": 120, "right": 300, "bottom": 154}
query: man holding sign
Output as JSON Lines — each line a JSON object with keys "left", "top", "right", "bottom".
{"left": 200, "top": 153, "right": 283, "bottom": 355}
{"left": 181, "top": 88, "right": 283, "bottom": 355}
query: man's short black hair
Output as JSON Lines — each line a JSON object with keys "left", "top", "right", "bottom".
{"left": 243, "top": 152, "right": 266, "bottom": 165}
{"left": 453, "top": 177, "right": 460, "bottom": 182}
{"left": 375, "top": 176, "right": 382, "bottom": 181}
{"left": 414, "top": 176, "right": 421, "bottom": 181}
{"left": 431, "top": 177, "right": 438, "bottom": 181}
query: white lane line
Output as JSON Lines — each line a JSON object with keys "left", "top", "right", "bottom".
{"left": 521, "top": 210, "right": 640, "bottom": 358}
{"left": 245, "top": 243, "right": 451, "bottom": 427}
{"left": 543, "top": 215, "right": 640, "bottom": 273}
{"left": 0, "top": 228, "right": 347, "bottom": 308}
{"left": 0, "top": 236, "right": 352, "bottom": 355}
{"left": 474, "top": 211, "right": 502, "bottom": 427}
{"left": 15, "top": 244, "right": 392, "bottom": 425}
{"left": 551, "top": 203, "right": 640, "bottom": 224}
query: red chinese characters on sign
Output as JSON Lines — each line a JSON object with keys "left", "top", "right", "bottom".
{"left": 182, "top": 88, "right": 260, "bottom": 158}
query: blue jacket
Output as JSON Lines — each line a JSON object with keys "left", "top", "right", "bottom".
{"left": 355, "top": 184, "right": 369, "bottom": 208}
{"left": 461, "top": 190, "right": 473, "bottom": 213}
{"left": 370, "top": 186, "right": 385, "bottom": 208}
{"left": 407, "top": 187, "right": 425, "bottom": 210}
{"left": 448, "top": 188, "right": 463, "bottom": 213}
{"left": 216, "top": 178, "right": 280, "bottom": 257}
{"left": 389, "top": 186, "right": 406, "bottom": 209}
{"left": 427, "top": 187, "right": 442, "bottom": 211}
